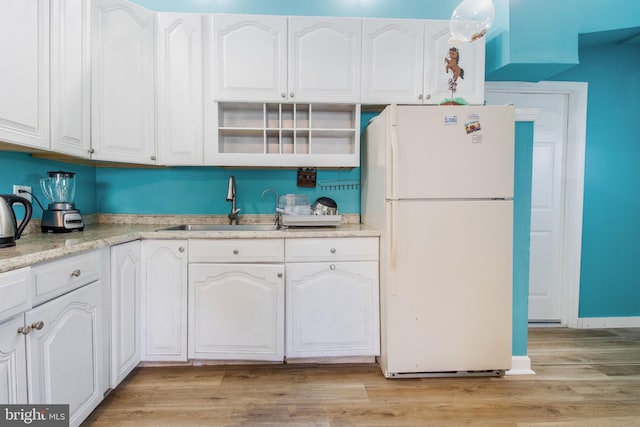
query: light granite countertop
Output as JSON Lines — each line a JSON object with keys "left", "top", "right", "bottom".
{"left": 0, "top": 216, "right": 379, "bottom": 273}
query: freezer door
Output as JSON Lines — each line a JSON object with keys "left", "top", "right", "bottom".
{"left": 388, "top": 105, "right": 514, "bottom": 199}
{"left": 381, "top": 200, "right": 513, "bottom": 375}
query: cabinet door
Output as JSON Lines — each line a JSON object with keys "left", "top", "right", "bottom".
{"left": 26, "top": 281, "right": 104, "bottom": 427}
{"left": 288, "top": 16, "right": 361, "bottom": 103}
{"left": 156, "top": 12, "right": 204, "bottom": 165}
{"left": 423, "top": 20, "right": 485, "bottom": 105}
{"left": 188, "top": 263, "right": 284, "bottom": 361}
{"left": 110, "top": 241, "right": 141, "bottom": 388}
{"left": 286, "top": 261, "right": 380, "bottom": 358}
{"left": 92, "top": 0, "right": 156, "bottom": 164}
{"left": 0, "top": 0, "right": 49, "bottom": 149}
{"left": 0, "top": 316, "right": 27, "bottom": 404}
{"left": 361, "top": 18, "right": 425, "bottom": 104}
{"left": 50, "top": 0, "right": 91, "bottom": 158}
{"left": 213, "top": 14, "right": 287, "bottom": 102}
{"left": 141, "top": 240, "right": 187, "bottom": 362}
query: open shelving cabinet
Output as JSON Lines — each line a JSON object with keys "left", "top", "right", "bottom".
{"left": 210, "top": 103, "right": 361, "bottom": 167}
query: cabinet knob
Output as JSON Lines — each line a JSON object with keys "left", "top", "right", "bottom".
{"left": 178, "top": 247, "right": 185, "bottom": 253}
{"left": 18, "top": 325, "right": 32, "bottom": 335}
{"left": 71, "top": 269, "right": 81, "bottom": 278}
{"left": 330, "top": 264, "right": 336, "bottom": 270}
{"left": 290, "top": 92, "right": 294, "bottom": 98}
{"left": 281, "top": 92, "right": 286, "bottom": 98}
{"left": 88, "top": 148, "right": 95, "bottom": 154}
{"left": 151, "top": 156, "right": 156, "bottom": 161}
{"left": 425, "top": 94, "right": 431, "bottom": 100}
{"left": 233, "top": 249, "right": 239, "bottom": 255}
{"left": 277, "top": 272, "right": 283, "bottom": 278}
{"left": 31, "top": 321, "right": 45, "bottom": 330}
{"left": 330, "top": 248, "right": 336, "bottom": 254}
{"left": 418, "top": 94, "right": 423, "bottom": 100}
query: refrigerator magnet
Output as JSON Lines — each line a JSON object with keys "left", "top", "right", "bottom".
{"left": 443, "top": 115, "right": 458, "bottom": 125}
{"left": 465, "top": 120, "right": 481, "bottom": 134}
{"left": 472, "top": 133, "right": 482, "bottom": 144}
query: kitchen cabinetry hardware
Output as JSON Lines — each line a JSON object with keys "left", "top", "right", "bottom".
{"left": 178, "top": 246, "right": 185, "bottom": 253}
{"left": 31, "top": 321, "right": 45, "bottom": 330}
{"left": 330, "top": 264, "right": 336, "bottom": 270}
{"left": 233, "top": 249, "right": 239, "bottom": 255}
{"left": 18, "top": 325, "right": 32, "bottom": 335}
{"left": 330, "top": 248, "right": 336, "bottom": 254}
{"left": 71, "top": 269, "right": 81, "bottom": 277}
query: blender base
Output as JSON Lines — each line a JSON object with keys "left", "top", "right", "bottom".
{"left": 41, "top": 208, "right": 84, "bottom": 233}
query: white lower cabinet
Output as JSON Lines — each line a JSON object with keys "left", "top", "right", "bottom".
{"left": 285, "top": 238, "right": 380, "bottom": 358}
{"left": 26, "top": 281, "right": 104, "bottom": 427}
{"left": 188, "top": 263, "right": 284, "bottom": 361}
{"left": 140, "top": 240, "right": 188, "bottom": 362}
{"left": 110, "top": 241, "right": 141, "bottom": 387}
{"left": 0, "top": 315, "right": 28, "bottom": 404}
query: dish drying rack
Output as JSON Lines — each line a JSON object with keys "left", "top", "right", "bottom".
{"left": 318, "top": 169, "right": 360, "bottom": 191}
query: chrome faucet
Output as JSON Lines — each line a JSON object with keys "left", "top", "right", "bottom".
{"left": 226, "top": 176, "right": 240, "bottom": 225}
{"left": 261, "top": 188, "right": 280, "bottom": 229}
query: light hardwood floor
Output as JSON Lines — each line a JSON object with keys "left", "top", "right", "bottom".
{"left": 84, "top": 328, "right": 640, "bottom": 426}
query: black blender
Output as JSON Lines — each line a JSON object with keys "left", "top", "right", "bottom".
{"left": 40, "top": 171, "right": 84, "bottom": 232}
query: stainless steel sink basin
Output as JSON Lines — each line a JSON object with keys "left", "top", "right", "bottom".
{"left": 160, "top": 223, "right": 280, "bottom": 232}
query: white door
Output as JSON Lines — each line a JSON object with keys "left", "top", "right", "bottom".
{"left": 361, "top": 18, "right": 425, "bottom": 104}
{"left": 288, "top": 16, "right": 361, "bottom": 103}
{"left": 50, "top": 0, "right": 91, "bottom": 158}
{"left": 486, "top": 91, "right": 568, "bottom": 322}
{"left": 110, "top": 241, "right": 141, "bottom": 388}
{"left": 0, "top": 0, "right": 50, "bottom": 149}
{"left": 141, "top": 240, "right": 188, "bottom": 361}
{"left": 26, "top": 281, "right": 104, "bottom": 427}
{"left": 92, "top": 0, "right": 156, "bottom": 164}
{"left": 0, "top": 316, "right": 28, "bottom": 404}
{"left": 188, "top": 263, "right": 284, "bottom": 361}
{"left": 285, "top": 261, "right": 380, "bottom": 358}
{"left": 156, "top": 12, "right": 204, "bottom": 165}
{"left": 213, "top": 14, "right": 287, "bottom": 102}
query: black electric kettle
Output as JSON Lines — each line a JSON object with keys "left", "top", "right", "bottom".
{"left": 0, "top": 194, "right": 33, "bottom": 248}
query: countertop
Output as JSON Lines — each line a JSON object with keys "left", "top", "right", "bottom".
{"left": 0, "top": 221, "right": 380, "bottom": 273}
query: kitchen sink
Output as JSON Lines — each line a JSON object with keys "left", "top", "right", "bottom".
{"left": 159, "top": 223, "right": 281, "bottom": 232}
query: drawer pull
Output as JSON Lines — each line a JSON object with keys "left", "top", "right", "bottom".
{"left": 330, "top": 248, "right": 336, "bottom": 254}
{"left": 330, "top": 264, "right": 336, "bottom": 270}
{"left": 18, "top": 325, "right": 32, "bottom": 335}
{"left": 71, "top": 269, "right": 82, "bottom": 278}
{"left": 178, "top": 247, "right": 185, "bottom": 253}
{"left": 31, "top": 321, "right": 45, "bottom": 330}
{"left": 233, "top": 249, "right": 239, "bottom": 255}
{"left": 277, "top": 273, "right": 283, "bottom": 278}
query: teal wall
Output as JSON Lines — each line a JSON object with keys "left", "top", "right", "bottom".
{"left": 0, "top": 153, "right": 96, "bottom": 220}
{"left": 512, "top": 121, "right": 534, "bottom": 356}
{"left": 549, "top": 42, "right": 640, "bottom": 318}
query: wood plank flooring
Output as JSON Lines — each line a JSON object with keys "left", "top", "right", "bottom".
{"left": 83, "top": 328, "right": 640, "bottom": 426}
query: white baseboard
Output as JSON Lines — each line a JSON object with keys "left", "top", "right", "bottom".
{"left": 506, "top": 356, "right": 535, "bottom": 375}
{"left": 577, "top": 316, "right": 640, "bottom": 328}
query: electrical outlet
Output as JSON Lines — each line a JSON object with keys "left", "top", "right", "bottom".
{"left": 13, "top": 185, "right": 32, "bottom": 202}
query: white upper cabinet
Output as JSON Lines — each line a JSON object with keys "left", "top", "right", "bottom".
{"left": 362, "top": 19, "right": 485, "bottom": 105}
{"left": 50, "top": 0, "right": 92, "bottom": 158}
{"left": 0, "top": 0, "right": 50, "bottom": 150}
{"left": 212, "top": 14, "right": 287, "bottom": 103}
{"left": 92, "top": 0, "right": 156, "bottom": 164}
{"left": 212, "top": 15, "right": 361, "bottom": 104}
{"left": 288, "top": 16, "right": 361, "bottom": 103}
{"left": 424, "top": 20, "right": 485, "bottom": 105}
{"left": 156, "top": 12, "right": 204, "bottom": 165}
{"left": 361, "top": 18, "right": 425, "bottom": 104}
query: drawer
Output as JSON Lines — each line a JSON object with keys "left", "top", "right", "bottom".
{"left": 32, "top": 250, "right": 102, "bottom": 305}
{"left": 285, "top": 237, "right": 379, "bottom": 262}
{"left": 189, "top": 239, "right": 284, "bottom": 263}
{"left": 0, "top": 267, "right": 31, "bottom": 322}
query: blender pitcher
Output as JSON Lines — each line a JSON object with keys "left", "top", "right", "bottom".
{"left": 40, "top": 171, "right": 84, "bottom": 233}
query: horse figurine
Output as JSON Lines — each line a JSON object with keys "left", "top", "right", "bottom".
{"left": 445, "top": 47, "right": 464, "bottom": 82}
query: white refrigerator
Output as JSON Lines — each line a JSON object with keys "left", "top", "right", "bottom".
{"left": 361, "top": 104, "right": 514, "bottom": 378}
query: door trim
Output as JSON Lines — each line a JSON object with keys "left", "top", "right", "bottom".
{"left": 486, "top": 81, "right": 588, "bottom": 328}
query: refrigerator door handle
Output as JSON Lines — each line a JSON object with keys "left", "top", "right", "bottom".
{"left": 390, "top": 202, "right": 398, "bottom": 271}
{"left": 388, "top": 105, "right": 398, "bottom": 200}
